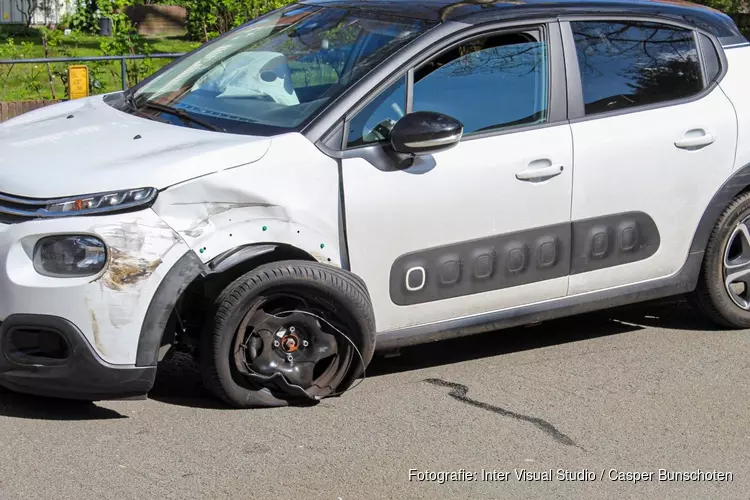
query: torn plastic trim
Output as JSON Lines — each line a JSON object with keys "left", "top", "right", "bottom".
{"left": 135, "top": 250, "right": 205, "bottom": 367}
{"left": 205, "top": 244, "right": 277, "bottom": 275}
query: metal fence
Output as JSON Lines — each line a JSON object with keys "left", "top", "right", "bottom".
{"left": 0, "top": 53, "right": 185, "bottom": 91}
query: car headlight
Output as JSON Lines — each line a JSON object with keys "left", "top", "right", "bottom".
{"left": 33, "top": 235, "right": 107, "bottom": 277}
{"left": 42, "top": 187, "right": 157, "bottom": 216}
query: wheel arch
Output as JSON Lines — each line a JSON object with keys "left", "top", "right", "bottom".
{"left": 135, "top": 243, "right": 318, "bottom": 367}
{"left": 690, "top": 162, "right": 750, "bottom": 256}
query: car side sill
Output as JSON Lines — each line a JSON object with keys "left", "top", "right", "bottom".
{"left": 375, "top": 251, "right": 703, "bottom": 351}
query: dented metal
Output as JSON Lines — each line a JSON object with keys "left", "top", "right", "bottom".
{"left": 153, "top": 133, "right": 342, "bottom": 268}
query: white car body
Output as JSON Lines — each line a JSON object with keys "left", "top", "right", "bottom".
{"left": 1, "top": 0, "right": 749, "bottom": 402}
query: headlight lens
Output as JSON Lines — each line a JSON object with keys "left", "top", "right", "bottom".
{"left": 43, "top": 187, "right": 157, "bottom": 215}
{"left": 33, "top": 235, "right": 107, "bottom": 277}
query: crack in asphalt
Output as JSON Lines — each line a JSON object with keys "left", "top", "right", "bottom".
{"left": 424, "top": 378, "right": 582, "bottom": 448}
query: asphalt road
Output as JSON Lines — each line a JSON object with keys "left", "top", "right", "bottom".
{"left": 1, "top": 298, "right": 749, "bottom": 500}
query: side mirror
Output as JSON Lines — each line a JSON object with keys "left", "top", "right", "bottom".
{"left": 390, "top": 111, "right": 463, "bottom": 156}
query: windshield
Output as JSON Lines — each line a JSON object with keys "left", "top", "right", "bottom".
{"left": 130, "top": 6, "right": 434, "bottom": 135}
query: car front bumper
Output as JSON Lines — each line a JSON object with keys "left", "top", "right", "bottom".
{"left": 0, "top": 208, "right": 193, "bottom": 400}
{"left": 0, "top": 314, "right": 156, "bottom": 400}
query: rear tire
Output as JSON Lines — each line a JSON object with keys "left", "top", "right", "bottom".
{"left": 691, "top": 191, "right": 750, "bottom": 328}
{"left": 200, "top": 261, "right": 375, "bottom": 408}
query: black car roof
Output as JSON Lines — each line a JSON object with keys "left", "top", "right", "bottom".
{"left": 300, "top": 0, "right": 744, "bottom": 39}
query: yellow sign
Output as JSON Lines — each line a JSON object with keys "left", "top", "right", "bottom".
{"left": 68, "top": 65, "right": 89, "bottom": 100}
{"left": 3, "top": 13, "right": 8, "bottom": 20}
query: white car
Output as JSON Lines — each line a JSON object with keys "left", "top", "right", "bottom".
{"left": 1, "top": 0, "right": 749, "bottom": 408}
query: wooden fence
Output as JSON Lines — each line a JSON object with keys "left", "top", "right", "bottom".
{"left": 0, "top": 100, "right": 62, "bottom": 122}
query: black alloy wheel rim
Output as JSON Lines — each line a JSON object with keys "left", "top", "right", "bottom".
{"left": 231, "top": 291, "right": 354, "bottom": 398}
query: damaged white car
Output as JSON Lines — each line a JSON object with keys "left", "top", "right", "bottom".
{"left": 1, "top": 0, "right": 750, "bottom": 407}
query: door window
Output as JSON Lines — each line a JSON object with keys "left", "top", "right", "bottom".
{"left": 346, "top": 77, "right": 406, "bottom": 147}
{"left": 570, "top": 21, "right": 704, "bottom": 115}
{"left": 345, "top": 28, "right": 549, "bottom": 148}
{"left": 412, "top": 31, "right": 548, "bottom": 135}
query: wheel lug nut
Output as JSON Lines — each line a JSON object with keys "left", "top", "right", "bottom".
{"left": 273, "top": 340, "right": 280, "bottom": 348}
{"left": 286, "top": 354, "right": 293, "bottom": 363}
{"left": 289, "top": 326, "right": 296, "bottom": 333}
{"left": 302, "top": 340, "right": 309, "bottom": 347}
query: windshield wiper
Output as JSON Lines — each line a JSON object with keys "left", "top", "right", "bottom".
{"left": 140, "top": 101, "right": 226, "bottom": 132}
{"left": 124, "top": 90, "right": 138, "bottom": 110}
{"left": 123, "top": 91, "right": 171, "bottom": 125}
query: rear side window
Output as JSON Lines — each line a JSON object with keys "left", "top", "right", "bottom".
{"left": 570, "top": 21, "right": 703, "bottom": 115}
{"left": 699, "top": 33, "right": 721, "bottom": 83}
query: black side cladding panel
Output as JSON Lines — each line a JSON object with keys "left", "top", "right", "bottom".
{"left": 389, "top": 212, "right": 661, "bottom": 306}
{"left": 570, "top": 212, "right": 659, "bottom": 274}
{"left": 390, "top": 223, "right": 571, "bottom": 306}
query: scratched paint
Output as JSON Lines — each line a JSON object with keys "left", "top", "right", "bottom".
{"left": 84, "top": 214, "right": 190, "bottom": 359}
{"left": 103, "top": 249, "right": 162, "bottom": 290}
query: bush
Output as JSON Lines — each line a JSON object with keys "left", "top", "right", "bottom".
{"left": 184, "top": 0, "right": 294, "bottom": 41}
{"left": 70, "top": 0, "right": 135, "bottom": 34}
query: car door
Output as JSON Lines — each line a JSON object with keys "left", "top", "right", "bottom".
{"left": 563, "top": 19, "right": 738, "bottom": 295}
{"left": 340, "top": 23, "right": 575, "bottom": 333}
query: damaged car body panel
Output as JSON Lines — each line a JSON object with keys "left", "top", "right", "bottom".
{"left": 153, "top": 133, "right": 342, "bottom": 267}
{"left": 0, "top": 209, "right": 191, "bottom": 365}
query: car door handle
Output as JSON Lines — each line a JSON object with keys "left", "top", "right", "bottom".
{"left": 675, "top": 131, "right": 715, "bottom": 150}
{"left": 515, "top": 162, "right": 564, "bottom": 181}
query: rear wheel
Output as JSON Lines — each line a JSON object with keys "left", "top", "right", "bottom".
{"left": 200, "top": 261, "right": 375, "bottom": 408}
{"left": 691, "top": 192, "right": 750, "bottom": 328}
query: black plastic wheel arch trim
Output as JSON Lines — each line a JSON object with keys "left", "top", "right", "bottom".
{"left": 136, "top": 251, "right": 204, "bottom": 367}
{"left": 206, "top": 244, "right": 277, "bottom": 275}
{"left": 689, "top": 162, "right": 750, "bottom": 256}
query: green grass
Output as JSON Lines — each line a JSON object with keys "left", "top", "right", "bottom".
{"left": 0, "top": 27, "right": 201, "bottom": 101}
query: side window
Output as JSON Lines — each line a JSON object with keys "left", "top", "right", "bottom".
{"left": 346, "top": 77, "right": 406, "bottom": 148}
{"left": 413, "top": 31, "right": 548, "bottom": 134}
{"left": 699, "top": 33, "right": 721, "bottom": 83}
{"left": 570, "top": 21, "right": 704, "bottom": 115}
{"left": 345, "top": 28, "right": 548, "bottom": 148}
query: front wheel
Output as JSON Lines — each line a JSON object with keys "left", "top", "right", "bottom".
{"left": 691, "top": 192, "right": 750, "bottom": 328}
{"left": 200, "top": 261, "right": 375, "bottom": 408}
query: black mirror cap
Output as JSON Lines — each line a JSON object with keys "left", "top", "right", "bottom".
{"left": 390, "top": 111, "right": 464, "bottom": 156}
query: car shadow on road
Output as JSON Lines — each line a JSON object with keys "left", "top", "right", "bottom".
{"left": 148, "top": 352, "right": 230, "bottom": 410}
{"left": 368, "top": 297, "right": 716, "bottom": 377}
{"left": 146, "top": 297, "right": 718, "bottom": 410}
{"left": 0, "top": 390, "right": 127, "bottom": 420}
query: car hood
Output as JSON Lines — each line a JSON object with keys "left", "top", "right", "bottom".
{"left": 0, "top": 94, "right": 272, "bottom": 198}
